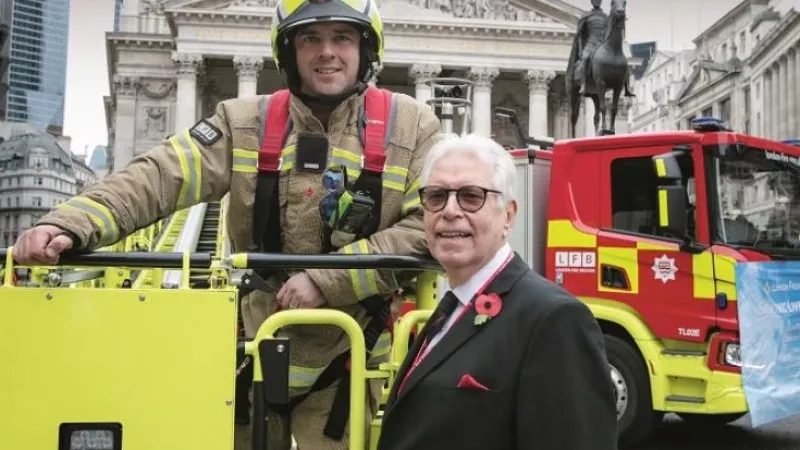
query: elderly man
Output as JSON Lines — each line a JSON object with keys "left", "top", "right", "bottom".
{"left": 377, "top": 134, "right": 618, "bottom": 450}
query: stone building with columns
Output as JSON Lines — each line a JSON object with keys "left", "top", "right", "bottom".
{"left": 630, "top": 0, "right": 800, "bottom": 141}
{"left": 748, "top": 4, "right": 800, "bottom": 140}
{"left": 104, "top": 0, "right": 634, "bottom": 170}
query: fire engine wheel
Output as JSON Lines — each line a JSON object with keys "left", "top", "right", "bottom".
{"left": 604, "top": 334, "right": 663, "bottom": 449}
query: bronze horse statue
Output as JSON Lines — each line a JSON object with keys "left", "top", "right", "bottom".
{"left": 566, "top": 0, "right": 634, "bottom": 137}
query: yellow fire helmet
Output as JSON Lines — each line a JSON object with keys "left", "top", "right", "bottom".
{"left": 270, "top": 0, "right": 384, "bottom": 88}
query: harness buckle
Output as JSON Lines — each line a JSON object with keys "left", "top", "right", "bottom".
{"left": 360, "top": 154, "right": 385, "bottom": 172}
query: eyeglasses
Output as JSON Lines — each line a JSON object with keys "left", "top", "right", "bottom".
{"left": 418, "top": 185, "right": 502, "bottom": 213}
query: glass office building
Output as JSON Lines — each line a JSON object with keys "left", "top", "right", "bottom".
{"left": 114, "top": 0, "right": 123, "bottom": 32}
{"left": 7, "top": 0, "right": 70, "bottom": 132}
{"left": 0, "top": 0, "right": 12, "bottom": 121}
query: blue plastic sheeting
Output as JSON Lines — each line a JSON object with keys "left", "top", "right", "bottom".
{"left": 736, "top": 261, "right": 800, "bottom": 427}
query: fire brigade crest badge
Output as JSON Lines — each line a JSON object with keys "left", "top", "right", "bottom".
{"left": 652, "top": 254, "right": 678, "bottom": 283}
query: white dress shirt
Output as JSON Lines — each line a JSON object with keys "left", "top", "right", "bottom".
{"left": 425, "top": 243, "right": 513, "bottom": 352}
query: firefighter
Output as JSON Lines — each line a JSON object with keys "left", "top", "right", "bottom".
{"left": 11, "top": 0, "right": 441, "bottom": 447}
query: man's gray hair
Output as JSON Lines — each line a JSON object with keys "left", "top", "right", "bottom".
{"left": 420, "top": 133, "right": 517, "bottom": 206}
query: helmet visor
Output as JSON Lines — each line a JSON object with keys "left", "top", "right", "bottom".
{"left": 277, "top": 0, "right": 372, "bottom": 32}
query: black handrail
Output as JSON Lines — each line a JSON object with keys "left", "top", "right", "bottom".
{"left": 0, "top": 249, "right": 213, "bottom": 269}
{"left": 0, "top": 249, "right": 442, "bottom": 271}
{"left": 237, "top": 253, "right": 442, "bottom": 271}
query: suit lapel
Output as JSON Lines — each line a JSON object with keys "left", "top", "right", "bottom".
{"left": 386, "top": 321, "right": 430, "bottom": 407}
{"left": 389, "top": 253, "right": 530, "bottom": 408}
{"left": 390, "top": 301, "right": 479, "bottom": 405}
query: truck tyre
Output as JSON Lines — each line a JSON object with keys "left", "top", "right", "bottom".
{"left": 604, "top": 334, "right": 662, "bottom": 448}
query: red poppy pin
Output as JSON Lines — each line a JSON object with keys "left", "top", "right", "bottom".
{"left": 474, "top": 292, "right": 502, "bottom": 326}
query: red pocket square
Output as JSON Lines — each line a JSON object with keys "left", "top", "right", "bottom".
{"left": 457, "top": 373, "right": 490, "bottom": 391}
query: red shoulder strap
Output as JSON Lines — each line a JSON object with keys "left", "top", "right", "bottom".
{"left": 362, "top": 86, "right": 395, "bottom": 173}
{"left": 258, "top": 89, "right": 292, "bottom": 173}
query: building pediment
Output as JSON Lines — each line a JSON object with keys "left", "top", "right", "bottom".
{"left": 642, "top": 51, "right": 674, "bottom": 75}
{"left": 676, "top": 60, "right": 740, "bottom": 102}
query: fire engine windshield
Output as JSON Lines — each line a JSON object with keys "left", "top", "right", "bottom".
{"left": 709, "top": 145, "right": 800, "bottom": 254}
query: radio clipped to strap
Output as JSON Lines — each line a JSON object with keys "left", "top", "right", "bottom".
{"left": 350, "top": 86, "right": 397, "bottom": 238}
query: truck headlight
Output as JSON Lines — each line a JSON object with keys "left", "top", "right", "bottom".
{"left": 724, "top": 343, "right": 741, "bottom": 367}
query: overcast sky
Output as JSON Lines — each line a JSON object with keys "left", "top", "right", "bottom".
{"left": 63, "top": 0, "right": 742, "bottom": 158}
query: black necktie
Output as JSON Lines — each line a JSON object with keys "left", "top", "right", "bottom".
{"left": 422, "top": 291, "right": 461, "bottom": 340}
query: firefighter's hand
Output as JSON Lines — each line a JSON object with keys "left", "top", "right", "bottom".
{"left": 276, "top": 272, "right": 324, "bottom": 309}
{"left": 12, "top": 225, "right": 74, "bottom": 266}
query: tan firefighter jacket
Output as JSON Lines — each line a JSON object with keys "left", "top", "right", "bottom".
{"left": 36, "top": 89, "right": 442, "bottom": 396}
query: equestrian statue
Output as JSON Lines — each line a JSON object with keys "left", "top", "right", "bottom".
{"left": 566, "top": 0, "right": 635, "bottom": 138}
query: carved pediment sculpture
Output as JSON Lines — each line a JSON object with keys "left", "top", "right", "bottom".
{"left": 228, "top": 0, "right": 278, "bottom": 8}
{"left": 381, "top": 0, "right": 554, "bottom": 22}
{"left": 140, "top": 78, "right": 176, "bottom": 99}
{"left": 140, "top": 0, "right": 167, "bottom": 14}
{"left": 141, "top": 107, "right": 168, "bottom": 140}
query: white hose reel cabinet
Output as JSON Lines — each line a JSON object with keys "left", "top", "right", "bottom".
{"left": 423, "top": 77, "right": 474, "bottom": 137}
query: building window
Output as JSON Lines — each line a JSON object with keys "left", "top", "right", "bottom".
{"left": 719, "top": 97, "right": 731, "bottom": 126}
{"left": 32, "top": 197, "right": 41, "bottom": 207}
{"left": 609, "top": 154, "right": 696, "bottom": 240}
{"left": 36, "top": 177, "right": 42, "bottom": 185}
{"left": 743, "top": 87, "right": 751, "bottom": 134}
{"left": 702, "top": 107, "right": 713, "bottom": 118}
{"left": 740, "top": 31, "right": 746, "bottom": 54}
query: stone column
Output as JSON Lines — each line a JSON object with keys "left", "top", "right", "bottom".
{"left": 795, "top": 45, "right": 800, "bottom": 136}
{"left": 550, "top": 96, "right": 569, "bottom": 139}
{"left": 173, "top": 52, "right": 204, "bottom": 132}
{"left": 469, "top": 66, "right": 499, "bottom": 137}
{"left": 764, "top": 70, "right": 772, "bottom": 138}
{"left": 409, "top": 63, "right": 441, "bottom": 108}
{"left": 788, "top": 50, "right": 796, "bottom": 138}
{"left": 234, "top": 55, "right": 264, "bottom": 98}
{"left": 772, "top": 64, "right": 779, "bottom": 139}
{"left": 779, "top": 56, "right": 789, "bottom": 139}
{"left": 111, "top": 75, "right": 140, "bottom": 171}
{"left": 524, "top": 70, "right": 555, "bottom": 137}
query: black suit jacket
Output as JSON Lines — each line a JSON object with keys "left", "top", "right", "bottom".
{"left": 377, "top": 253, "right": 618, "bottom": 450}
